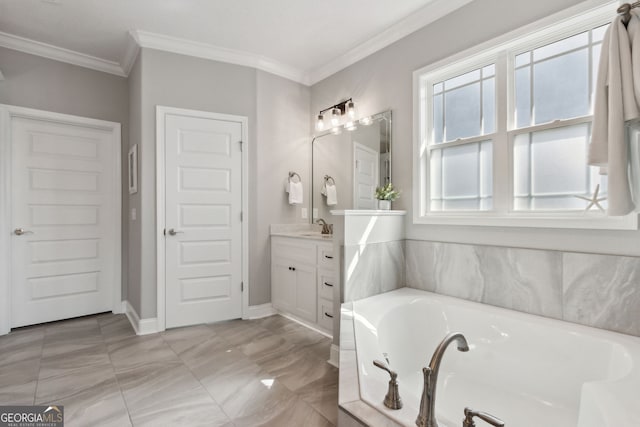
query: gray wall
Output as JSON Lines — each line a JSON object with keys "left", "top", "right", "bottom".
{"left": 255, "top": 70, "right": 311, "bottom": 304}
{"left": 130, "top": 49, "right": 310, "bottom": 317}
{"left": 310, "top": 0, "right": 640, "bottom": 257}
{"left": 127, "top": 54, "right": 143, "bottom": 314}
{"left": 0, "top": 46, "right": 130, "bottom": 301}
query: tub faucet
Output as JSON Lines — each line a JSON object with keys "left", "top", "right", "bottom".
{"left": 416, "top": 332, "right": 469, "bottom": 427}
{"left": 316, "top": 218, "right": 333, "bottom": 235}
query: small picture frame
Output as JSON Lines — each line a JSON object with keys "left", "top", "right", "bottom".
{"left": 128, "top": 144, "right": 138, "bottom": 195}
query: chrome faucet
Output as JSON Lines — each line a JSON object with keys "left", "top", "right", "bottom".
{"left": 316, "top": 218, "right": 333, "bottom": 235}
{"left": 416, "top": 332, "right": 469, "bottom": 427}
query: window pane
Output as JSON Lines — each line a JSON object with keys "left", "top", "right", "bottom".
{"left": 533, "top": 32, "right": 588, "bottom": 61}
{"left": 445, "top": 69, "right": 480, "bottom": 90}
{"left": 591, "top": 43, "right": 601, "bottom": 99}
{"left": 483, "top": 78, "right": 495, "bottom": 134}
{"left": 430, "top": 141, "right": 493, "bottom": 211}
{"left": 515, "top": 66, "right": 531, "bottom": 128}
{"left": 515, "top": 52, "right": 530, "bottom": 67}
{"left": 443, "top": 143, "right": 479, "bottom": 198}
{"left": 433, "top": 93, "right": 444, "bottom": 143}
{"left": 513, "top": 123, "right": 606, "bottom": 210}
{"left": 482, "top": 64, "right": 495, "bottom": 77}
{"left": 445, "top": 83, "right": 481, "bottom": 140}
{"left": 533, "top": 48, "right": 589, "bottom": 124}
{"left": 592, "top": 24, "right": 608, "bottom": 43}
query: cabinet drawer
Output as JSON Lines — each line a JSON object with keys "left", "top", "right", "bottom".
{"left": 317, "top": 269, "right": 335, "bottom": 301}
{"left": 317, "top": 298, "right": 334, "bottom": 332}
{"left": 317, "top": 244, "right": 334, "bottom": 269}
{"left": 272, "top": 237, "right": 317, "bottom": 266}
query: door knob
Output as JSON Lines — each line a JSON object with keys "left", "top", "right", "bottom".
{"left": 14, "top": 228, "right": 34, "bottom": 236}
{"left": 167, "top": 228, "right": 183, "bottom": 236}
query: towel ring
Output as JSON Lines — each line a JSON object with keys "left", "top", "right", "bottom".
{"left": 288, "top": 171, "right": 301, "bottom": 183}
{"left": 324, "top": 175, "right": 336, "bottom": 185}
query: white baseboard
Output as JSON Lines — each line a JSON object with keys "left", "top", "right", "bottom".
{"left": 328, "top": 344, "right": 340, "bottom": 368}
{"left": 244, "top": 303, "right": 277, "bottom": 319}
{"left": 124, "top": 301, "right": 159, "bottom": 335}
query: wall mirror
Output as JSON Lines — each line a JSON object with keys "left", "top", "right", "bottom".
{"left": 311, "top": 110, "right": 391, "bottom": 221}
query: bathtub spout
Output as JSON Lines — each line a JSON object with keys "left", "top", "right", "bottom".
{"left": 416, "top": 332, "right": 469, "bottom": 427}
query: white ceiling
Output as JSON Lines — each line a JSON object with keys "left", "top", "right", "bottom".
{"left": 0, "top": 0, "right": 471, "bottom": 84}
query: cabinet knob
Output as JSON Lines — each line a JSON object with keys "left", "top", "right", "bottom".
{"left": 288, "top": 267, "right": 296, "bottom": 271}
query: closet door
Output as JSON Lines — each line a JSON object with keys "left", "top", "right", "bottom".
{"left": 163, "top": 112, "right": 243, "bottom": 328}
{"left": 10, "top": 115, "right": 118, "bottom": 327}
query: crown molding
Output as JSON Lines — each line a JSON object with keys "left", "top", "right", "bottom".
{"left": 0, "top": 0, "right": 474, "bottom": 85}
{"left": 0, "top": 31, "right": 126, "bottom": 77}
{"left": 121, "top": 33, "right": 141, "bottom": 75}
{"left": 307, "top": 0, "right": 475, "bottom": 85}
{"left": 130, "top": 30, "right": 309, "bottom": 85}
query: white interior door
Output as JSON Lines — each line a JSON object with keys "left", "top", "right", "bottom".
{"left": 353, "top": 142, "right": 380, "bottom": 209}
{"left": 164, "top": 112, "right": 243, "bottom": 328}
{"left": 10, "top": 116, "right": 118, "bottom": 328}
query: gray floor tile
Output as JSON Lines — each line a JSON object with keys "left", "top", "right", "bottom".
{"left": 2, "top": 313, "right": 337, "bottom": 427}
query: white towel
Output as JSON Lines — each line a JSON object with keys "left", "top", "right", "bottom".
{"left": 288, "top": 180, "right": 303, "bottom": 205}
{"left": 589, "top": 12, "right": 640, "bottom": 215}
{"left": 325, "top": 183, "right": 338, "bottom": 206}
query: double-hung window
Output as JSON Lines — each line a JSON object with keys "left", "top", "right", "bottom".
{"left": 414, "top": 3, "right": 636, "bottom": 229}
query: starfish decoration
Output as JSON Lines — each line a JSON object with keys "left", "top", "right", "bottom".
{"left": 575, "top": 184, "right": 607, "bottom": 213}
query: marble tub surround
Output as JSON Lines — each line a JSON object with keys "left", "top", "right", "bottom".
{"left": 0, "top": 313, "right": 338, "bottom": 427}
{"left": 343, "top": 240, "right": 405, "bottom": 302}
{"left": 405, "top": 240, "right": 640, "bottom": 337}
{"left": 330, "top": 210, "right": 406, "bottom": 347}
{"left": 338, "top": 303, "right": 400, "bottom": 427}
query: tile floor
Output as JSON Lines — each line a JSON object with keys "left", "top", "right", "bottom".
{"left": 0, "top": 313, "right": 338, "bottom": 426}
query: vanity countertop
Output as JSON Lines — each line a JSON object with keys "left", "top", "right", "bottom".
{"left": 270, "top": 231, "right": 333, "bottom": 242}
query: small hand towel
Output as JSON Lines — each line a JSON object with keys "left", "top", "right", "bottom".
{"left": 288, "top": 181, "right": 303, "bottom": 205}
{"left": 325, "top": 183, "right": 338, "bottom": 206}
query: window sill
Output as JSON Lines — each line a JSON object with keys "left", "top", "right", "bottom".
{"left": 414, "top": 211, "right": 638, "bottom": 230}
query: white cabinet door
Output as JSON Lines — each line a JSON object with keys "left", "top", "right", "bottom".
{"left": 271, "top": 257, "right": 296, "bottom": 313}
{"left": 293, "top": 263, "right": 316, "bottom": 323}
{"left": 164, "top": 113, "right": 243, "bottom": 328}
{"left": 10, "top": 117, "right": 117, "bottom": 327}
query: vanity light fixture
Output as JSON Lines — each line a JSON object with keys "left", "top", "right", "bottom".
{"left": 315, "top": 98, "right": 356, "bottom": 131}
{"left": 347, "top": 100, "right": 356, "bottom": 119}
{"left": 331, "top": 107, "right": 341, "bottom": 126}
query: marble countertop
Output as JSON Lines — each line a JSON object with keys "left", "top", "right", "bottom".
{"left": 270, "top": 231, "right": 334, "bottom": 242}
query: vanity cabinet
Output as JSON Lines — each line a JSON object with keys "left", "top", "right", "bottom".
{"left": 271, "top": 236, "right": 335, "bottom": 335}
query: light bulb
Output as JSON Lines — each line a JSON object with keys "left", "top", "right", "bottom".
{"left": 347, "top": 101, "right": 356, "bottom": 119}
{"left": 331, "top": 107, "right": 341, "bottom": 126}
{"left": 360, "top": 116, "right": 372, "bottom": 126}
{"left": 331, "top": 126, "right": 342, "bottom": 135}
{"left": 345, "top": 121, "right": 357, "bottom": 131}
{"left": 316, "top": 114, "right": 324, "bottom": 131}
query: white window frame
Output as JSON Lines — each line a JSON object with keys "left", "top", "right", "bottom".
{"left": 412, "top": 0, "right": 637, "bottom": 230}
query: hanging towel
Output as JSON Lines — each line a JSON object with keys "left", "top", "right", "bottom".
{"left": 325, "top": 183, "right": 338, "bottom": 206}
{"left": 589, "top": 12, "right": 640, "bottom": 215}
{"left": 288, "top": 180, "right": 303, "bottom": 205}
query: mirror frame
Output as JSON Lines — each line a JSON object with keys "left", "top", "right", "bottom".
{"left": 311, "top": 109, "right": 392, "bottom": 222}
